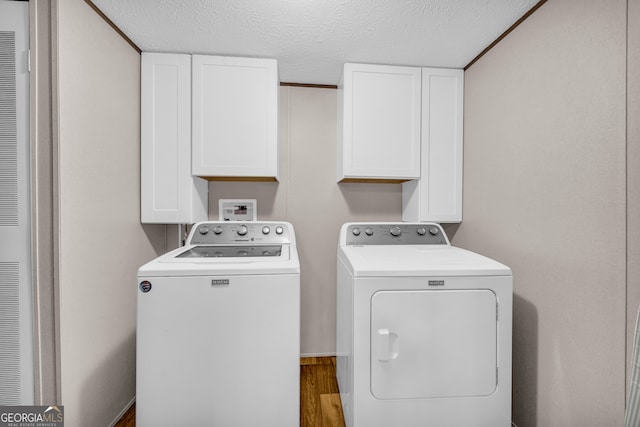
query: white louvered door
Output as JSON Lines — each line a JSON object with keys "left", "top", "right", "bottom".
{"left": 0, "top": 0, "right": 34, "bottom": 405}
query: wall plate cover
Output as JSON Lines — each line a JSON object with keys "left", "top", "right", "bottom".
{"left": 219, "top": 199, "right": 257, "bottom": 221}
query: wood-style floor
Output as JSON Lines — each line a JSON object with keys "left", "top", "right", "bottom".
{"left": 114, "top": 357, "right": 345, "bottom": 427}
{"left": 300, "top": 357, "right": 345, "bottom": 427}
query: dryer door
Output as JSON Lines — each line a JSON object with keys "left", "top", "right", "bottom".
{"left": 370, "top": 289, "right": 497, "bottom": 399}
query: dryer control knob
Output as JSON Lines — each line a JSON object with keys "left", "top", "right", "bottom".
{"left": 352, "top": 227, "right": 361, "bottom": 236}
{"left": 429, "top": 227, "right": 439, "bottom": 236}
{"left": 262, "top": 226, "right": 271, "bottom": 235}
{"left": 213, "top": 226, "right": 223, "bottom": 235}
{"left": 199, "top": 227, "right": 209, "bottom": 235}
{"left": 416, "top": 227, "right": 426, "bottom": 235}
{"left": 275, "top": 226, "right": 284, "bottom": 235}
{"left": 237, "top": 225, "right": 248, "bottom": 236}
{"left": 390, "top": 226, "right": 402, "bottom": 237}
{"left": 365, "top": 227, "right": 374, "bottom": 236}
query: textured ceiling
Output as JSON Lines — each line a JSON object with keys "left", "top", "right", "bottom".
{"left": 92, "top": 0, "right": 540, "bottom": 85}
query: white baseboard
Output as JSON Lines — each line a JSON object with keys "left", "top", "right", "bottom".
{"left": 108, "top": 396, "right": 135, "bottom": 427}
{"left": 300, "top": 352, "right": 336, "bottom": 358}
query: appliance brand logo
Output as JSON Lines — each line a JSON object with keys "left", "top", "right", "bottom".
{"left": 211, "top": 279, "right": 230, "bottom": 286}
{"left": 428, "top": 280, "right": 445, "bottom": 287}
{"left": 139, "top": 281, "right": 152, "bottom": 293}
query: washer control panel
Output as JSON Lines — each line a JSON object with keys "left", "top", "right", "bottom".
{"left": 189, "top": 222, "right": 292, "bottom": 245}
{"left": 345, "top": 223, "right": 448, "bottom": 245}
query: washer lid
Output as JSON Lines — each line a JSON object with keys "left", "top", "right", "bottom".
{"left": 177, "top": 245, "right": 283, "bottom": 258}
{"left": 339, "top": 245, "right": 511, "bottom": 277}
{"left": 138, "top": 243, "right": 300, "bottom": 277}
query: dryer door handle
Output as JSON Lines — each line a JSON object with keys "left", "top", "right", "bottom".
{"left": 376, "top": 329, "right": 399, "bottom": 362}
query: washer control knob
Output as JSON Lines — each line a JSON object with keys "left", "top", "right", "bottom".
{"left": 262, "top": 226, "right": 271, "bottom": 235}
{"left": 237, "top": 225, "right": 248, "bottom": 236}
{"left": 365, "top": 227, "right": 374, "bottom": 236}
{"left": 429, "top": 227, "right": 440, "bottom": 236}
{"left": 352, "top": 227, "right": 361, "bottom": 236}
{"left": 416, "top": 227, "right": 426, "bottom": 236}
{"left": 213, "top": 226, "right": 223, "bottom": 235}
{"left": 275, "top": 226, "right": 284, "bottom": 235}
{"left": 199, "top": 227, "right": 209, "bottom": 235}
{"left": 390, "top": 226, "right": 402, "bottom": 237}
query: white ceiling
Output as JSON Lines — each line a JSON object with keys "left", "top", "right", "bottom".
{"left": 92, "top": 0, "right": 540, "bottom": 85}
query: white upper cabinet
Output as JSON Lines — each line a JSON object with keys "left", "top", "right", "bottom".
{"left": 192, "top": 55, "right": 279, "bottom": 180}
{"left": 141, "top": 52, "right": 208, "bottom": 224}
{"left": 337, "top": 63, "right": 422, "bottom": 181}
{"left": 403, "top": 68, "right": 464, "bottom": 223}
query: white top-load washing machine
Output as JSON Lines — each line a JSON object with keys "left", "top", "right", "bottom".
{"left": 137, "top": 221, "right": 300, "bottom": 427}
{"left": 336, "top": 222, "right": 512, "bottom": 427}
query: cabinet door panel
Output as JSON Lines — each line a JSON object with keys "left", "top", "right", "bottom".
{"left": 339, "top": 63, "right": 421, "bottom": 180}
{"left": 192, "top": 56, "right": 278, "bottom": 179}
{"left": 141, "top": 52, "right": 207, "bottom": 223}
{"left": 403, "top": 68, "right": 463, "bottom": 223}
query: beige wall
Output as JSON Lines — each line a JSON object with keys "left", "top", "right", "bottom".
{"left": 56, "top": 0, "right": 165, "bottom": 425}
{"left": 458, "top": 0, "right": 628, "bottom": 425}
{"left": 209, "top": 86, "right": 402, "bottom": 355}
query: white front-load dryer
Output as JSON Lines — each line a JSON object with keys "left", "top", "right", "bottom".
{"left": 336, "top": 223, "right": 512, "bottom": 427}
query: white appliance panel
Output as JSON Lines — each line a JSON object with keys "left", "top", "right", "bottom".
{"left": 337, "top": 223, "right": 512, "bottom": 427}
{"left": 137, "top": 222, "right": 299, "bottom": 427}
{"left": 137, "top": 274, "right": 299, "bottom": 427}
{"left": 341, "top": 245, "right": 510, "bottom": 277}
{"left": 370, "top": 289, "right": 497, "bottom": 399}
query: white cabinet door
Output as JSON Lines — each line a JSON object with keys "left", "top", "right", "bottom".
{"left": 192, "top": 55, "right": 279, "bottom": 180}
{"left": 141, "top": 53, "right": 208, "bottom": 224}
{"left": 337, "top": 63, "right": 421, "bottom": 181}
{"left": 403, "top": 68, "right": 463, "bottom": 223}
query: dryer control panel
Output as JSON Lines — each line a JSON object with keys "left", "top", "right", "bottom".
{"left": 345, "top": 223, "right": 448, "bottom": 246}
{"left": 188, "top": 222, "right": 294, "bottom": 245}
